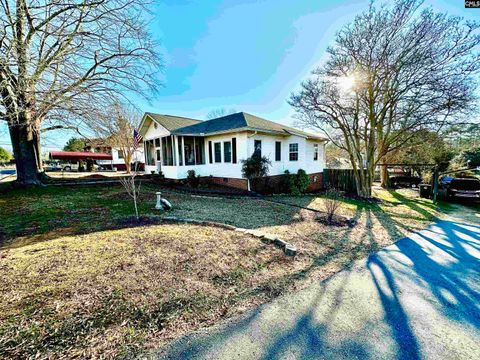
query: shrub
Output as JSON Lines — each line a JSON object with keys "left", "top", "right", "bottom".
{"left": 323, "top": 189, "right": 341, "bottom": 224}
{"left": 284, "top": 170, "right": 300, "bottom": 195}
{"left": 284, "top": 169, "right": 310, "bottom": 195}
{"left": 187, "top": 170, "right": 200, "bottom": 188}
{"left": 241, "top": 154, "right": 271, "bottom": 180}
{"left": 295, "top": 169, "right": 310, "bottom": 193}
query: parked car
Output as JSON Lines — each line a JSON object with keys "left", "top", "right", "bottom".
{"left": 43, "top": 161, "right": 62, "bottom": 172}
{"left": 390, "top": 176, "right": 422, "bottom": 188}
{"left": 446, "top": 178, "right": 480, "bottom": 199}
{"left": 439, "top": 176, "right": 454, "bottom": 187}
{"left": 61, "top": 162, "right": 79, "bottom": 172}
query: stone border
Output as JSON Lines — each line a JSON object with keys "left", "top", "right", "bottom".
{"left": 161, "top": 216, "right": 297, "bottom": 257}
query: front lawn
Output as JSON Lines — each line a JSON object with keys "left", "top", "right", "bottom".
{"left": 0, "top": 182, "right": 468, "bottom": 358}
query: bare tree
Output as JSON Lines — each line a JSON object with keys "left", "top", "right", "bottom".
{"left": 0, "top": 0, "right": 161, "bottom": 186}
{"left": 323, "top": 189, "right": 341, "bottom": 224}
{"left": 119, "top": 171, "right": 141, "bottom": 220}
{"left": 206, "top": 108, "right": 236, "bottom": 120}
{"left": 290, "top": 0, "right": 480, "bottom": 197}
{"left": 98, "top": 103, "right": 141, "bottom": 173}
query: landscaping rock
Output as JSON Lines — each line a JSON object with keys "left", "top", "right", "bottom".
{"left": 284, "top": 244, "right": 297, "bottom": 257}
{"left": 274, "top": 238, "right": 288, "bottom": 249}
{"left": 204, "top": 221, "right": 236, "bottom": 230}
{"left": 262, "top": 233, "right": 278, "bottom": 243}
{"left": 245, "top": 229, "right": 264, "bottom": 238}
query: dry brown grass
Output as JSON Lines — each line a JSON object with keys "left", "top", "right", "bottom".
{"left": 0, "top": 184, "right": 457, "bottom": 358}
{"left": 0, "top": 224, "right": 294, "bottom": 358}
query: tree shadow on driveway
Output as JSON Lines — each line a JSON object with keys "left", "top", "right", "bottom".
{"left": 155, "top": 215, "right": 480, "bottom": 359}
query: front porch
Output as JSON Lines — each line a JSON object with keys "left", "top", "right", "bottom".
{"left": 144, "top": 135, "right": 206, "bottom": 178}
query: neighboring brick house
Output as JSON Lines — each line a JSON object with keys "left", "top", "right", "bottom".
{"left": 138, "top": 112, "right": 327, "bottom": 191}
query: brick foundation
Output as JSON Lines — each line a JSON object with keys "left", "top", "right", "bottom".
{"left": 202, "top": 176, "right": 249, "bottom": 191}
{"left": 250, "top": 172, "right": 323, "bottom": 194}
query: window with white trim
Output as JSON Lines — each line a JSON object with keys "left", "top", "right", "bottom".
{"left": 289, "top": 143, "right": 298, "bottom": 161}
{"left": 224, "top": 141, "right": 232, "bottom": 163}
{"left": 313, "top": 144, "right": 319, "bottom": 161}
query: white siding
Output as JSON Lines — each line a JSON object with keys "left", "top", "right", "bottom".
{"left": 246, "top": 134, "right": 325, "bottom": 176}
{"left": 141, "top": 118, "right": 325, "bottom": 178}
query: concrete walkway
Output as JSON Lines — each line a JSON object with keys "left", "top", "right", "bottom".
{"left": 154, "top": 214, "right": 480, "bottom": 360}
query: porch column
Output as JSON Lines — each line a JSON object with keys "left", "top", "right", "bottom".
{"left": 193, "top": 137, "right": 197, "bottom": 165}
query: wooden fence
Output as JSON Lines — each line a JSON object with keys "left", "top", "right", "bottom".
{"left": 322, "top": 169, "right": 358, "bottom": 194}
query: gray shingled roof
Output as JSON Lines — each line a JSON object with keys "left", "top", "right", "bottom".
{"left": 171, "top": 112, "right": 326, "bottom": 140}
{"left": 144, "top": 112, "right": 202, "bottom": 131}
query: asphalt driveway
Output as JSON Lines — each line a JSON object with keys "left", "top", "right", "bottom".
{"left": 154, "top": 214, "right": 480, "bottom": 360}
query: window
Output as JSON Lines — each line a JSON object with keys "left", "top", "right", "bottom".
{"left": 232, "top": 138, "right": 237, "bottom": 163}
{"left": 156, "top": 149, "right": 161, "bottom": 162}
{"left": 254, "top": 140, "right": 262, "bottom": 156}
{"left": 275, "top": 141, "right": 281, "bottom": 161}
{"left": 177, "top": 137, "right": 183, "bottom": 166}
{"left": 162, "top": 137, "right": 173, "bottom": 166}
{"left": 224, "top": 141, "right": 232, "bottom": 162}
{"left": 145, "top": 140, "right": 155, "bottom": 166}
{"left": 155, "top": 138, "right": 160, "bottom": 147}
{"left": 154, "top": 122, "right": 158, "bottom": 129}
{"left": 313, "top": 144, "right": 319, "bottom": 161}
{"left": 118, "top": 150, "right": 124, "bottom": 159}
{"left": 183, "top": 136, "right": 195, "bottom": 165}
{"left": 289, "top": 143, "right": 298, "bottom": 161}
{"left": 214, "top": 142, "right": 222, "bottom": 163}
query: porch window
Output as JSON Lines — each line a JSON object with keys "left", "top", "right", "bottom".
{"left": 162, "top": 137, "right": 173, "bottom": 166}
{"left": 145, "top": 140, "right": 155, "bottom": 166}
{"left": 118, "top": 150, "right": 124, "bottom": 159}
{"left": 195, "top": 140, "right": 205, "bottom": 164}
{"left": 289, "top": 143, "right": 298, "bottom": 161}
{"left": 214, "top": 142, "right": 221, "bottom": 163}
{"left": 223, "top": 141, "right": 232, "bottom": 163}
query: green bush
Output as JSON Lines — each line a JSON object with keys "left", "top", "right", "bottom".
{"left": 241, "top": 153, "right": 271, "bottom": 180}
{"left": 295, "top": 169, "right": 310, "bottom": 194}
{"left": 284, "top": 169, "right": 310, "bottom": 195}
{"left": 284, "top": 170, "right": 298, "bottom": 195}
{"left": 187, "top": 170, "right": 200, "bottom": 188}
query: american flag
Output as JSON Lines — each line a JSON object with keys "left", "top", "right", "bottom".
{"left": 133, "top": 129, "right": 141, "bottom": 151}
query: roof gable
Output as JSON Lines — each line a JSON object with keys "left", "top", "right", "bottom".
{"left": 138, "top": 112, "right": 202, "bottom": 136}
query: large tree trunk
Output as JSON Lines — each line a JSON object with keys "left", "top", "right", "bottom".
{"left": 380, "top": 164, "right": 389, "bottom": 188}
{"left": 8, "top": 117, "right": 42, "bottom": 186}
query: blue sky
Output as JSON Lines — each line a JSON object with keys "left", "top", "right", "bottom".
{"left": 0, "top": 0, "right": 476, "bottom": 152}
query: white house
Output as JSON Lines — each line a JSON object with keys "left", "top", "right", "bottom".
{"left": 138, "top": 112, "right": 327, "bottom": 190}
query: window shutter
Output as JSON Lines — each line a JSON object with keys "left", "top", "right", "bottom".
{"left": 232, "top": 138, "right": 237, "bottom": 163}
{"left": 208, "top": 141, "right": 213, "bottom": 164}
